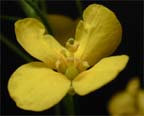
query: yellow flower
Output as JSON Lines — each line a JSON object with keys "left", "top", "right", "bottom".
{"left": 8, "top": 4, "right": 129, "bottom": 111}
{"left": 108, "top": 77, "right": 144, "bottom": 116}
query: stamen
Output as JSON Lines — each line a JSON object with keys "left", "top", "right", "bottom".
{"left": 77, "top": 60, "right": 90, "bottom": 72}
{"left": 67, "top": 57, "right": 74, "bottom": 63}
{"left": 55, "top": 60, "right": 61, "bottom": 70}
{"left": 82, "top": 61, "right": 90, "bottom": 69}
{"left": 55, "top": 59, "right": 67, "bottom": 73}
{"left": 60, "top": 49, "right": 68, "bottom": 57}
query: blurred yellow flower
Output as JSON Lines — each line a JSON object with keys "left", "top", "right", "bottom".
{"left": 8, "top": 4, "right": 129, "bottom": 111}
{"left": 108, "top": 77, "right": 144, "bottom": 116}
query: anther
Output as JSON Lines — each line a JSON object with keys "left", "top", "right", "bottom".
{"left": 82, "top": 61, "right": 90, "bottom": 69}
{"left": 55, "top": 60, "right": 61, "bottom": 71}
{"left": 67, "top": 57, "right": 74, "bottom": 62}
{"left": 55, "top": 59, "right": 67, "bottom": 73}
{"left": 77, "top": 60, "right": 90, "bottom": 72}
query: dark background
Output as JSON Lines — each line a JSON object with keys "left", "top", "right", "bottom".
{"left": 1, "top": 0, "right": 143, "bottom": 115}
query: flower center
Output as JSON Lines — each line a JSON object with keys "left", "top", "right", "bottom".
{"left": 55, "top": 38, "right": 89, "bottom": 80}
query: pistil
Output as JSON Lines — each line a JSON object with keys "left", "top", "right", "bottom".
{"left": 55, "top": 38, "right": 89, "bottom": 80}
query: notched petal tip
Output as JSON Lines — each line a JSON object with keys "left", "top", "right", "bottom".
{"left": 15, "top": 18, "right": 45, "bottom": 35}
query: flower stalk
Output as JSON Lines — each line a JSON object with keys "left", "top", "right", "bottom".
{"left": 62, "top": 94, "right": 75, "bottom": 115}
{"left": 19, "top": 0, "right": 38, "bottom": 18}
{"left": 39, "top": 0, "right": 47, "bottom": 13}
{"left": 54, "top": 104, "right": 61, "bottom": 115}
{"left": 75, "top": 0, "right": 83, "bottom": 19}
{"left": 1, "top": 16, "right": 21, "bottom": 21}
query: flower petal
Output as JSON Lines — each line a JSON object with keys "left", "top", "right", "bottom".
{"left": 8, "top": 62, "right": 70, "bottom": 111}
{"left": 73, "top": 55, "right": 129, "bottom": 96}
{"left": 15, "top": 18, "right": 68, "bottom": 69}
{"left": 48, "top": 14, "right": 79, "bottom": 45}
{"left": 126, "top": 77, "right": 140, "bottom": 95}
{"left": 75, "top": 4, "right": 122, "bottom": 66}
{"left": 138, "top": 90, "right": 144, "bottom": 115}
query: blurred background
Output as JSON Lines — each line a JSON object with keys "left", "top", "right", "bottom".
{"left": 1, "top": 0, "right": 143, "bottom": 115}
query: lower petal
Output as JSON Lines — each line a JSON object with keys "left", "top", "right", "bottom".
{"left": 72, "top": 55, "right": 129, "bottom": 96}
{"left": 8, "top": 62, "right": 70, "bottom": 111}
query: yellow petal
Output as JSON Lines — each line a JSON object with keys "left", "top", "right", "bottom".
{"left": 15, "top": 18, "right": 68, "bottom": 69}
{"left": 8, "top": 62, "right": 70, "bottom": 111}
{"left": 138, "top": 90, "right": 144, "bottom": 115}
{"left": 108, "top": 92, "right": 137, "bottom": 115}
{"left": 126, "top": 77, "right": 140, "bottom": 96}
{"left": 75, "top": 4, "right": 122, "bottom": 66}
{"left": 73, "top": 55, "right": 129, "bottom": 96}
{"left": 48, "top": 14, "right": 79, "bottom": 45}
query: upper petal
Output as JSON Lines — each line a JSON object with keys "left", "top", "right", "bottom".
{"left": 75, "top": 4, "right": 122, "bottom": 66}
{"left": 8, "top": 62, "right": 70, "bottom": 111}
{"left": 15, "top": 18, "right": 68, "bottom": 69}
{"left": 72, "top": 55, "right": 129, "bottom": 96}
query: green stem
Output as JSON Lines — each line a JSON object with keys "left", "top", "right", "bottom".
{"left": 62, "top": 94, "right": 75, "bottom": 115}
{"left": 39, "top": 0, "right": 47, "bottom": 13}
{"left": 0, "top": 34, "right": 33, "bottom": 62}
{"left": 24, "top": 0, "right": 53, "bottom": 35}
{"left": 1, "top": 16, "right": 21, "bottom": 21}
{"left": 54, "top": 103, "right": 61, "bottom": 115}
{"left": 19, "top": 0, "right": 38, "bottom": 18}
{"left": 75, "top": 0, "right": 83, "bottom": 19}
